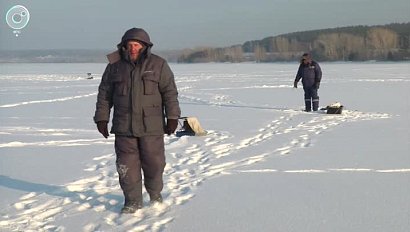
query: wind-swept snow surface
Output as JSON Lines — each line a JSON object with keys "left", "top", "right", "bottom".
{"left": 0, "top": 62, "right": 409, "bottom": 231}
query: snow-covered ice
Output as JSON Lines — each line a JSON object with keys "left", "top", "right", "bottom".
{"left": 0, "top": 62, "right": 409, "bottom": 231}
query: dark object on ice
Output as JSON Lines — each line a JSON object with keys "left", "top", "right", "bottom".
{"left": 176, "top": 117, "right": 207, "bottom": 137}
{"left": 327, "top": 106, "right": 343, "bottom": 114}
{"left": 326, "top": 102, "right": 343, "bottom": 114}
{"left": 87, "top": 72, "right": 93, "bottom": 79}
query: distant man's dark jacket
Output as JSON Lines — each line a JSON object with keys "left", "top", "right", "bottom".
{"left": 295, "top": 60, "right": 322, "bottom": 89}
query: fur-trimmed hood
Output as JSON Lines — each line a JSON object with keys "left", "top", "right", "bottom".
{"left": 117, "top": 28, "right": 153, "bottom": 49}
{"left": 107, "top": 28, "right": 153, "bottom": 64}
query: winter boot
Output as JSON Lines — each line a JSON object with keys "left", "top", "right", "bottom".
{"left": 312, "top": 99, "right": 319, "bottom": 111}
{"left": 305, "top": 100, "right": 312, "bottom": 112}
{"left": 149, "top": 193, "right": 163, "bottom": 204}
{"left": 120, "top": 181, "right": 143, "bottom": 213}
{"left": 121, "top": 201, "right": 143, "bottom": 214}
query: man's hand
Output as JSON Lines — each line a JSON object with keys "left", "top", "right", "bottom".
{"left": 315, "top": 82, "right": 320, "bottom": 89}
{"left": 166, "top": 119, "right": 178, "bottom": 135}
{"left": 293, "top": 81, "right": 298, "bottom": 88}
{"left": 96, "top": 121, "right": 109, "bottom": 138}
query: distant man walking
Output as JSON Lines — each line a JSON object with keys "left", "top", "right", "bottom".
{"left": 293, "top": 53, "right": 322, "bottom": 111}
{"left": 94, "top": 28, "right": 181, "bottom": 213}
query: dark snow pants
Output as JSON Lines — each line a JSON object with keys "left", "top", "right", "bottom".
{"left": 114, "top": 135, "right": 165, "bottom": 205}
{"left": 303, "top": 86, "right": 319, "bottom": 111}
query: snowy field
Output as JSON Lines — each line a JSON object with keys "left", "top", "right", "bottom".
{"left": 0, "top": 62, "right": 409, "bottom": 232}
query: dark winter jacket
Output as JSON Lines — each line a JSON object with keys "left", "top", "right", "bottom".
{"left": 295, "top": 60, "right": 322, "bottom": 88}
{"left": 94, "top": 28, "right": 181, "bottom": 137}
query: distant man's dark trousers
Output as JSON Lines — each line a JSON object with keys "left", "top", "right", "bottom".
{"left": 114, "top": 135, "right": 165, "bottom": 205}
{"left": 303, "top": 86, "right": 319, "bottom": 111}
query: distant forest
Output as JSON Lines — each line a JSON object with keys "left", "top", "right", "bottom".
{"left": 1, "top": 23, "right": 409, "bottom": 63}
{"left": 178, "top": 22, "right": 410, "bottom": 63}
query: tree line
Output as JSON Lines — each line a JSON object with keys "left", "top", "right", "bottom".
{"left": 177, "top": 23, "right": 410, "bottom": 63}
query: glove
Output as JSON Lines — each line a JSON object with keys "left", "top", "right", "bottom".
{"left": 96, "top": 121, "right": 109, "bottom": 138}
{"left": 293, "top": 81, "right": 298, "bottom": 88}
{"left": 166, "top": 119, "right": 178, "bottom": 135}
{"left": 315, "top": 82, "right": 320, "bottom": 89}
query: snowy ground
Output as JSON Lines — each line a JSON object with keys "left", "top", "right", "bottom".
{"left": 0, "top": 62, "right": 409, "bottom": 232}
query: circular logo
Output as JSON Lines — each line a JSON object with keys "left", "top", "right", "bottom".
{"left": 6, "top": 5, "right": 30, "bottom": 30}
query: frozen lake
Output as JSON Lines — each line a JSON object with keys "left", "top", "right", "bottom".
{"left": 0, "top": 62, "right": 409, "bottom": 231}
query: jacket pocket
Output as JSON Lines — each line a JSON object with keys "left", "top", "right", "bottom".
{"left": 143, "top": 105, "right": 164, "bottom": 133}
{"left": 112, "top": 106, "right": 129, "bottom": 133}
{"left": 142, "top": 73, "right": 159, "bottom": 95}
{"left": 111, "top": 74, "right": 127, "bottom": 96}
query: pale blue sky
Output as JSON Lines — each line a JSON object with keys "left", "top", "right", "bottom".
{"left": 1, "top": 0, "right": 409, "bottom": 51}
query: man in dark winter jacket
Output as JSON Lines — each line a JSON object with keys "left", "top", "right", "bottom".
{"left": 94, "top": 28, "right": 181, "bottom": 213}
{"left": 293, "top": 53, "right": 322, "bottom": 111}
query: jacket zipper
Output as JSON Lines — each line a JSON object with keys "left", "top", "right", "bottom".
{"left": 129, "top": 66, "right": 135, "bottom": 135}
